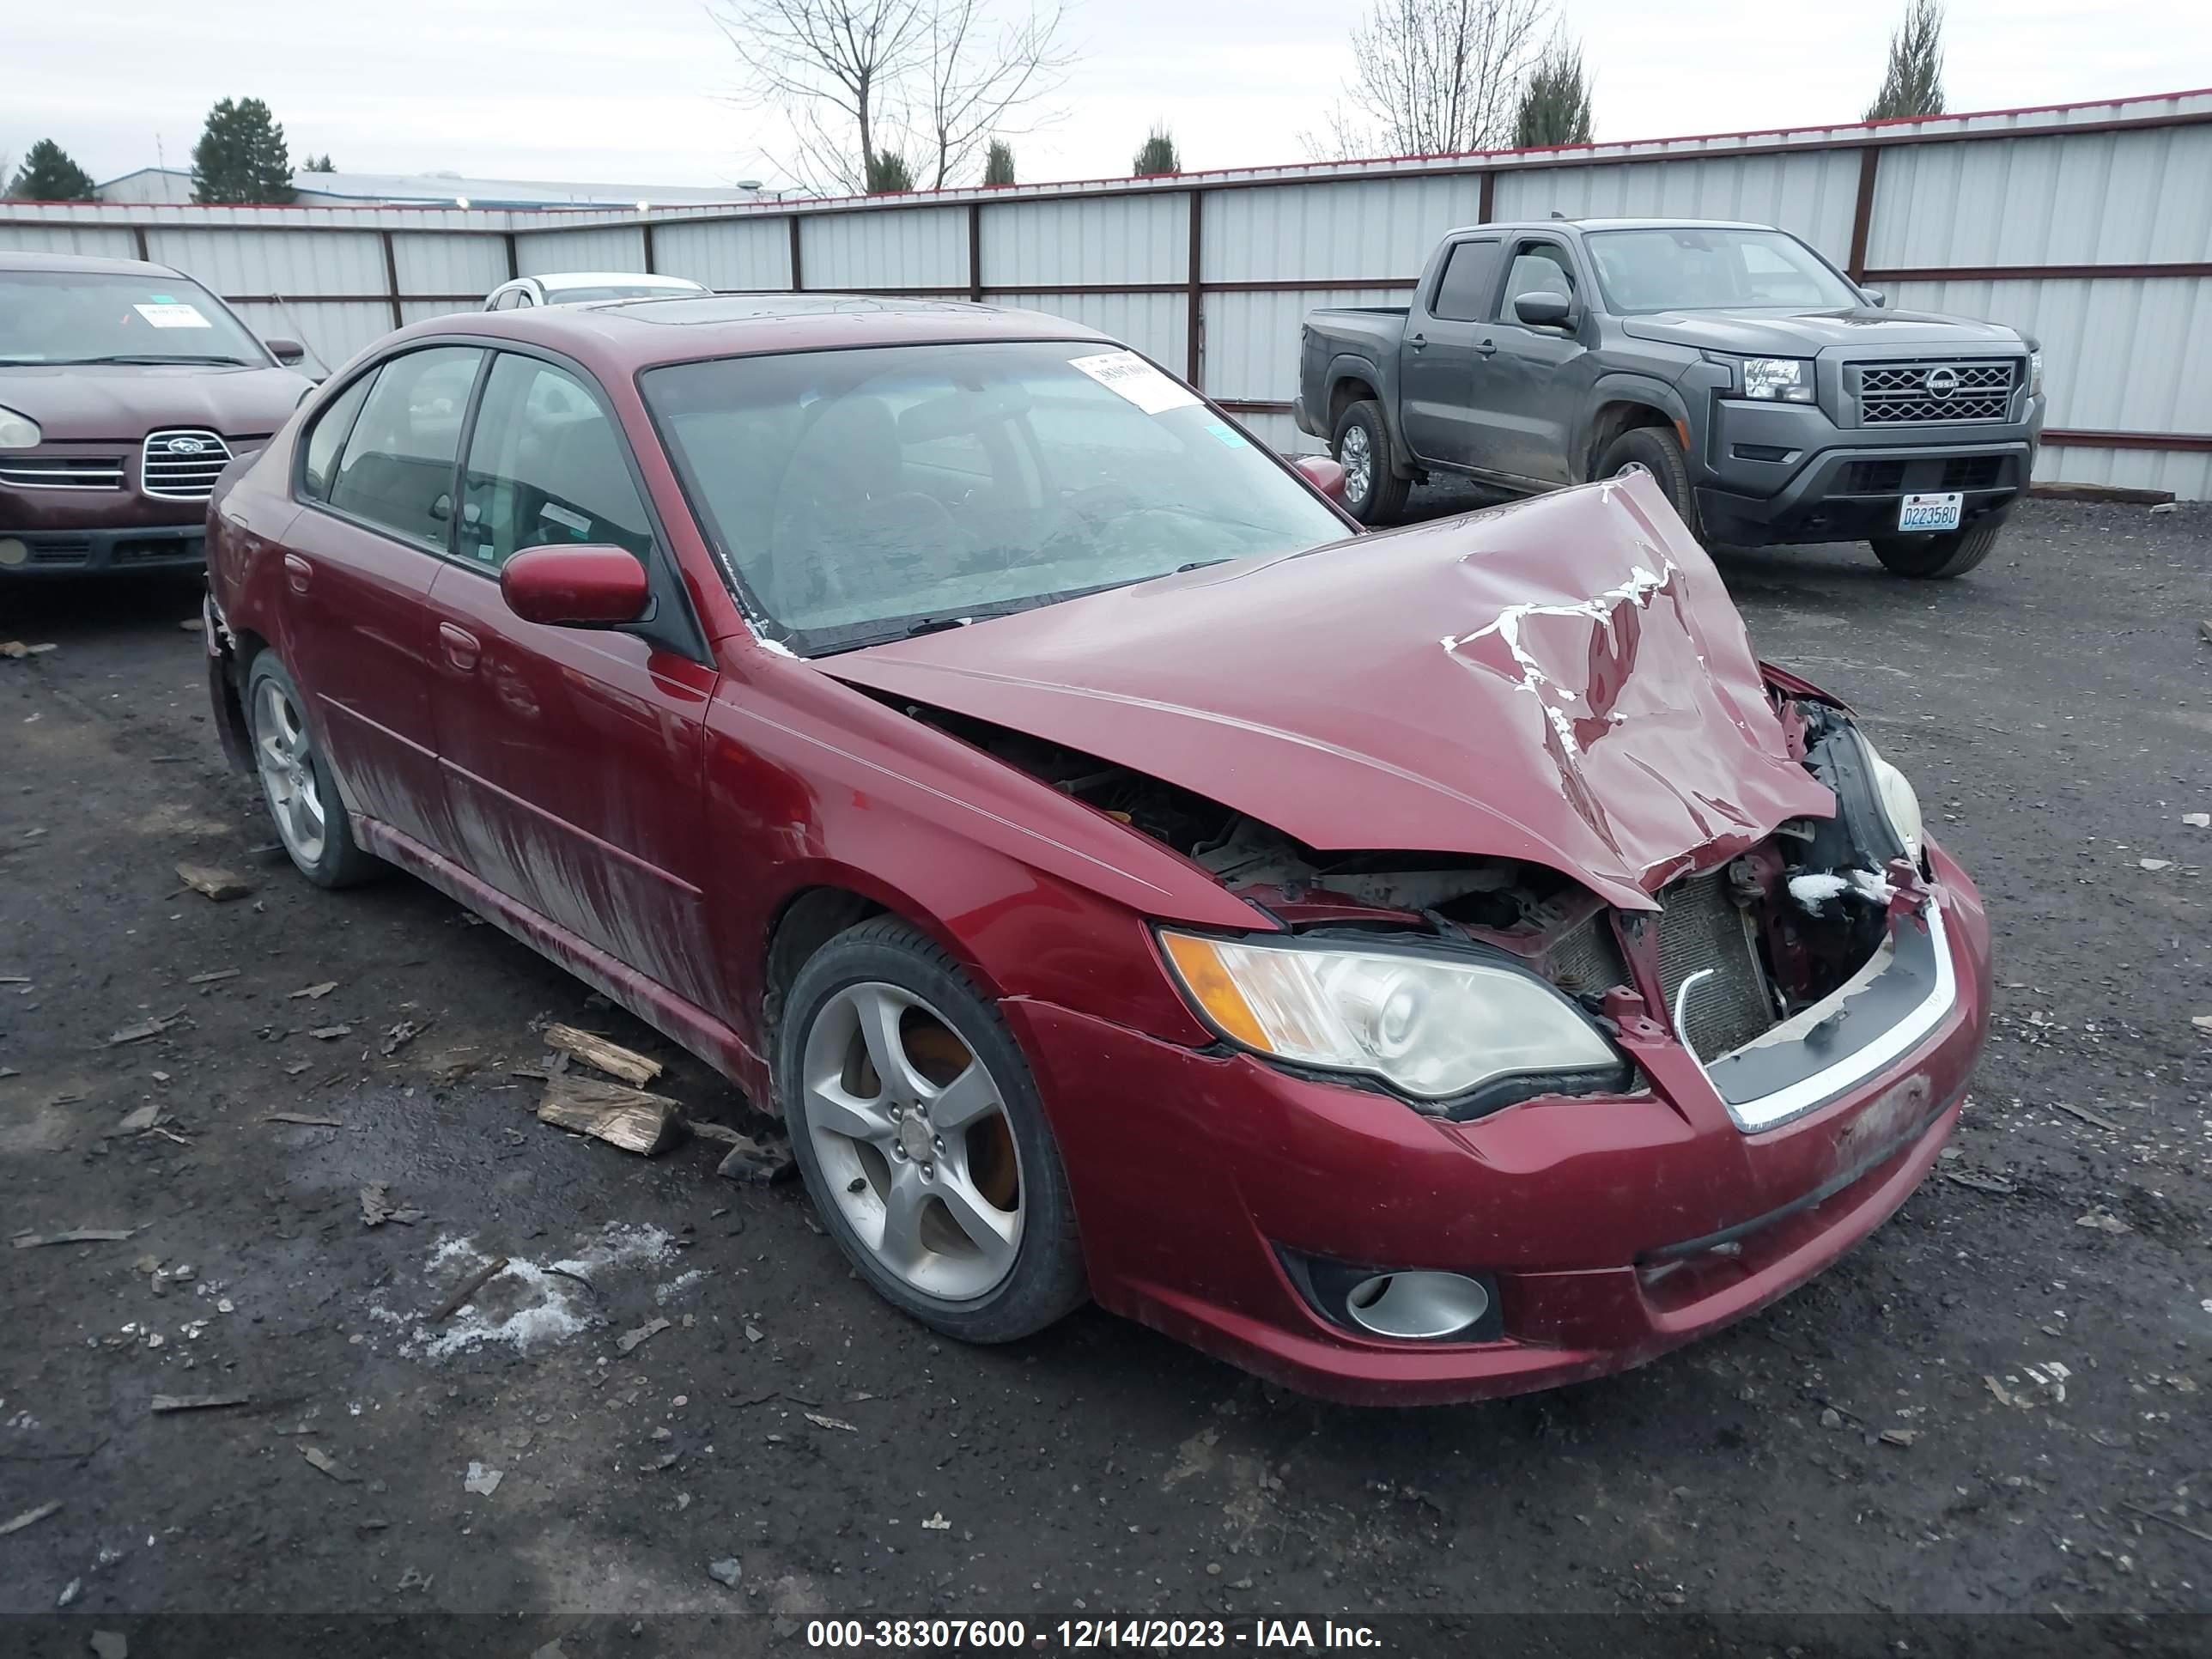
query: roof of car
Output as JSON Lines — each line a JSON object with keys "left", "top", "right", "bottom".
{"left": 408, "top": 292, "right": 1111, "bottom": 370}
{"left": 1468, "top": 217, "right": 1777, "bottom": 234}
{"left": 0, "top": 250, "right": 183, "bottom": 277}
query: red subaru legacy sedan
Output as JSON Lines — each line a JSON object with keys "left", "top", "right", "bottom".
{"left": 203, "top": 295, "right": 1990, "bottom": 1404}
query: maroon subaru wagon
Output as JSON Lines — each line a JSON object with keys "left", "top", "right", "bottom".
{"left": 204, "top": 295, "right": 1990, "bottom": 1404}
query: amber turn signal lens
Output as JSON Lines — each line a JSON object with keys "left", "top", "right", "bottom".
{"left": 1159, "top": 932, "right": 1269, "bottom": 1049}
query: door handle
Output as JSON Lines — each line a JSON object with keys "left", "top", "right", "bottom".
{"left": 1473, "top": 339, "right": 1498, "bottom": 357}
{"left": 282, "top": 553, "right": 312, "bottom": 593}
{"left": 438, "top": 622, "right": 481, "bottom": 672}
{"left": 1407, "top": 332, "right": 1427, "bottom": 352}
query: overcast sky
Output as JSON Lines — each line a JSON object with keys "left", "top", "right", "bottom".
{"left": 7, "top": 0, "right": 2208, "bottom": 194}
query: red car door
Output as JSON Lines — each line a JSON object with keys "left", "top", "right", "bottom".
{"left": 282, "top": 345, "right": 484, "bottom": 851}
{"left": 424, "top": 349, "right": 723, "bottom": 1013}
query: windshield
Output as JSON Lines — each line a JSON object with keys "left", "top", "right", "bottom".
{"left": 1583, "top": 228, "right": 1863, "bottom": 314}
{"left": 642, "top": 340, "right": 1349, "bottom": 655}
{"left": 0, "top": 270, "right": 269, "bottom": 365}
{"left": 546, "top": 283, "right": 703, "bottom": 304}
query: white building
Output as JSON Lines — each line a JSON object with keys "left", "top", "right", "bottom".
{"left": 94, "top": 167, "right": 763, "bottom": 210}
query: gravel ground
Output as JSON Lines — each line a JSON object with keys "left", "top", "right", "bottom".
{"left": 1, "top": 498, "right": 2208, "bottom": 1656}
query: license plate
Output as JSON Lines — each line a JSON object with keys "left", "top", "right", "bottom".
{"left": 1898, "top": 492, "right": 1963, "bottom": 533}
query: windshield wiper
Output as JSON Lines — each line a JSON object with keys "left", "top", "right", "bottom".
{"left": 43, "top": 354, "right": 256, "bottom": 368}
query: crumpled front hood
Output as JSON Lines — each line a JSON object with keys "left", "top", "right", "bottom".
{"left": 820, "top": 472, "right": 1833, "bottom": 910}
{"left": 1621, "top": 306, "right": 2026, "bottom": 356}
{"left": 0, "top": 363, "right": 310, "bottom": 442}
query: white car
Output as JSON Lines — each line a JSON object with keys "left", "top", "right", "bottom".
{"left": 483, "top": 272, "right": 708, "bottom": 310}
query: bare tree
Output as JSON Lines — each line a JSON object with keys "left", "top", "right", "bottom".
{"left": 1865, "top": 0, "right": 1946, "bottom": 120}
{"left": 714, "top": 0, "right": 1070, "bottom": 195}
{"left": 1303, "top": 0, "right": 1552, "bottom": 161}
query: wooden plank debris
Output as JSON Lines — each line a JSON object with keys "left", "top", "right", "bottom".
{"left": 543, "top": 1024, "right": 662, "bottom": 1086}
{"left": 538, "top": 1073, "right": 683, "bottom": 1155}
{"left": 175, "top": 863, "right": 253, "bottom": 902}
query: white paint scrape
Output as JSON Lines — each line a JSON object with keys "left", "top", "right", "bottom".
{"left": 370, "top": 1224, "right": 679, "bottom": 1360}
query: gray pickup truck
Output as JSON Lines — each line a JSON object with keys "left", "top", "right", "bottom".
{"left": 1295, "top": 218, "right": 2045, "bottom": 578}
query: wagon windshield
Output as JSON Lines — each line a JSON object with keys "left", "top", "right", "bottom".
{"left": 641, "top": 340, "right": 1348, "bottom": 655}
{"left": 1583, "top": 228, "right": 1863, "bottom": 314}
{"left": 0, "top": 270, "right": 268, "bottom": 366}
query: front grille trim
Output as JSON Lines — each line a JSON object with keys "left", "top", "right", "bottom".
{"left": 1852, "top": 359, "right": 2019, "bottom": 428}
{"left": 140, "top": 428, "right": 234, "bottom": 501}
{"left": 0, "top": 457, "right": 126, "bottom": 490}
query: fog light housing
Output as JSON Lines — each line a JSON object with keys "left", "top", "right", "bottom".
{"left": 0, "top": 538, "right": 28, "bottom": 568}
{"left": 1279, "top": 1249, "right": 1504, "bottom": 1343}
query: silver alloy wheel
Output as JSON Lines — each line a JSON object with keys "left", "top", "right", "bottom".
{"left": 1339, "top": 422, "right": 1374, "bottom": 502}
{"left": 1613, "top": 459, "right": 1652, "bottom": 479}
{"left": 253, "top": 676, "right": 328, "bottom": 866}
{"left": 800, "top": 981, "right": 1024, "bottom": 1302}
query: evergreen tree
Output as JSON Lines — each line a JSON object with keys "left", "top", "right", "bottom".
{"left": 191, "top": 98, "right": 295, "bottom": 204}
{"left": 1512, "top": 37, "right": 1594, "bottom": 148}
{"left": 1133, "top": 126, "right": 1179, "bottom": 176}
{"left": 1865, "top": 0, "right": 1946, "bottom": 120}
{"left": 6, "top": 139, "right": 98, "bottom": 201}
{"left": 303, "top": 154, "right": 337, "bottom": 173}
{"left": 864, "top": 150, "right": 915, "bottom": 192}
{"left": 982, "top": 139, "right": 1015, "bottom": 185}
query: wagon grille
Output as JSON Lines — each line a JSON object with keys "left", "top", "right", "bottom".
{"left": 1652, "top": 868, "right": 1776, "bottom": 1062}
{"left": 1853, "top": 361, "right": 2015, "bottom": 425}
{"left": 140, "top": 429, "right": 234, "bottom": 501}
{"left": 0, "top": 456, "right": 125, "bottom": 490}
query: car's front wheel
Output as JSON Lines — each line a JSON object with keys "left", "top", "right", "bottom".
{"left": 1869, "top": 521, "right": 2002, "bottom": 579}
{"left": 779, "top": 918, "right": 1087, "bottom": 1343}
{"left": 246, "top": 653, "right": 381, "bottom": 888}
{"left": 1332, "top": 399, "right": 1411, "bottom": 525}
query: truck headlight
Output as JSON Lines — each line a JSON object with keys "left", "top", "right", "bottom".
{"left": 1861, "top": 738, "right": 1925, "bottom": 864}
{"left": 1738, "top": 357, "right": 1816, "bottom": 403}
{"left": 0, "top": 406, "right": 41, "bottom": 449}
{"left": 2028, "top": 348, "right": 2044, "bottom": 398}
{"left": 1159, "top": 931, "right": 1620, "bottom": 1101}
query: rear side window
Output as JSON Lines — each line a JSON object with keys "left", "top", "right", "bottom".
{"left": 1431, "top": 239, "right": 1502, "bottom": 322}
{"left": 325, "top": 346, "right": 483, "bottom": 550}
{"left": 299, "top": 374, "right": 374, "bottom": 502}
{"left": 458, "top": 353, "right": 654, "bottom": 571}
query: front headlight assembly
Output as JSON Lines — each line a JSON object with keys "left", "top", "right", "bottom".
{"left": 1713, "top": 356, "right": 1816, "bottom": 403}
{"left": 1159, "top": 931, "right": 1622, "bottom": 1104}
{"left": 0, "top": 406, "right": 42, "bottom": 449}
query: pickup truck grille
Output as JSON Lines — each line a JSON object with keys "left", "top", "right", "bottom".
{"left": 0, "top": 456, "right": 125, "bottom": 490}
{"left": 1653, "top": 868, "right": 1776, "bottom": 1062}
{"left": 141, "top": 429, "right": 234, "bottom": 501}
{"left": 1853, "top": 360, "right": 2016, "bottom": 425}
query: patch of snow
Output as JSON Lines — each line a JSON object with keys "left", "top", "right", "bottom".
{"left": 1788, "top": 872, "right": 1850, "bottom": 908}
{"left": 655, "top": 1268, "right": 708, "bottom": 1304}
{"left": 369, "top": 1225, "right": 681, "bottom": 1361}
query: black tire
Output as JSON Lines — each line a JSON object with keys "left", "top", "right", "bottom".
{"left": 1597, "top": 425, "right": 1703, "bottom": 541}
{"left": 243, "top": 652, "right": 383, "bottom": 889}
{"left": 778, "top": 917, "right": 1088, "bottom": 1344}
{"left": 1332, "top": 399, "right": 1411, "bottom": 525}
{"left": 1869, "top": 521, "right": 2002, "bottom": 579}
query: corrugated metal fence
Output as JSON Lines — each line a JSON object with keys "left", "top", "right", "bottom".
{"left": 6, "top": 88, "right": 2209, "bottom": 497}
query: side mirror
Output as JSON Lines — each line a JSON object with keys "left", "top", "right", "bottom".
{"left": 264, "top": 337, "right": 307, "bottom": 366}
{"left": 1292, "top": 454, "right": 1347, "bottom": 503}
{"left": 1512, "top": 290, "right": 1574, "bottom": 328}
{"left": 1858, "top": 287, "right": 1887, "bottom": 308}
{"left": 499, "top": 544, "right": 651, "bottom": 628}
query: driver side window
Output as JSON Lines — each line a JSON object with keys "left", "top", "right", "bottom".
{"left": 458, "top": 354, "right": 654, "bottom": 573}
{"left": 1498, "top": 241, "right": 1577, "bottom": 319}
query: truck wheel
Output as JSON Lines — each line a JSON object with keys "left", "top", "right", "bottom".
{"left": 1869, "top": 522, "right": 2001, "bottom": 580}
{"left": 1598, "top": 427, "right": 1703, "bottom": 540}
{"left": 1333, "top": 401, "right": 1410, "bottom": 525}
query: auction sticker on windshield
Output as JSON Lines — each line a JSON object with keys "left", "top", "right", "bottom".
{"left": 133, "top": 302, "right": 213, "bottom": 330}
{"left": 1898, "top": 491, "right": 1963, "bottom": 533}
{"left": 1069, "top": 349, "right": 1200, "bottom": 416}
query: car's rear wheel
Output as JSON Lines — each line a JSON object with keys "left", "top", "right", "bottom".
{"left": 1597, "top": 425, "right": 1703, "bottom": 540}
{"left": 1869, "top": 521, "right": 2002, "bottom": 579}
{"left": 1332, "top": 399, "right": 1411, "bottom": 525}
{"left": 779, "top": 918, "right": 1087, "bottom": 1343}
{"left": 246, "top": 653, "right": 381, "bottom": 889}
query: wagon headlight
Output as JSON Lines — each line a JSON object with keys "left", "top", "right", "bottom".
{"left": 0, "top": 406, "right": 41, "bottom": 449}
{"left": 1159, "top": 932, "right": 1620, "bottom": 1101}
{"left": 1862, "top": 738, "right": 1925, "bottom": 864}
